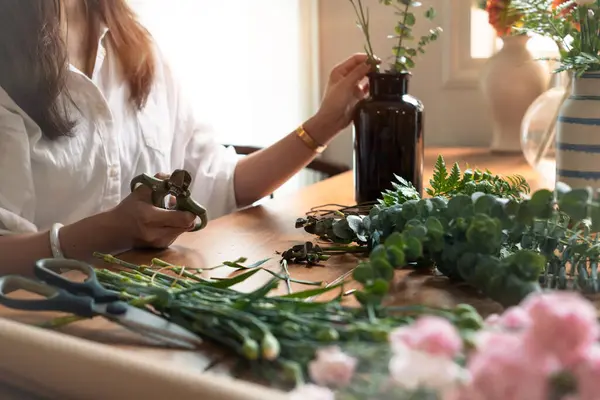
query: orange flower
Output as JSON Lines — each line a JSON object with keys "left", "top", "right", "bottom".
{"left": 485, "top": 0, "right": 523, "bottom": 37}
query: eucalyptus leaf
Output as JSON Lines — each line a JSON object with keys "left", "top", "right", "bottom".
{"left": 332, "top": 219, "right": 355, "bottom": 240}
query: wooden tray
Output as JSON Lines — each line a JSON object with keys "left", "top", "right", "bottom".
{"left": 0, "top": 318, "right": 287, "bottom": 400}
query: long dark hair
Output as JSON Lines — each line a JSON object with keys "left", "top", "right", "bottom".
{"left": 0, "top": 0, "right": 156, "bottom": 140}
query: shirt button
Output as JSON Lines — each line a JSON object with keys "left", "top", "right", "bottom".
{"left": 109, "top": 167, "right": 119, "bottom": 178}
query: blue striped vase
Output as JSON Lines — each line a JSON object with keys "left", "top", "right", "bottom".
{"left": 556, "top": 72, "right": 600, "bottom": 189}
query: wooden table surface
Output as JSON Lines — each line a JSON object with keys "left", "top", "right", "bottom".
{"left": 0, "top": 147, "right": 546, "bottom": 386}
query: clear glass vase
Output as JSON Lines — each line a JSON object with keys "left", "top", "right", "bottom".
{"left": 520, "top": 72, "right": 570, "bottom": 187}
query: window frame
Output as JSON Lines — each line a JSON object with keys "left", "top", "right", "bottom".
{"left": 441, "top": 0, "right": 488, "bottom": 89}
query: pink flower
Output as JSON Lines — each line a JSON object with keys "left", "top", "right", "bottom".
{"left": 572, "top": 345, "right": 600, "bottom": 400}
{"left": 289, "top": 384, "right": 335, "bottom": 400}
{"left": 459, "top": 331, "right": 559, "bottom": 400}
{"left": 498, "top": 306, "right": 531, "bottom": 330}
{"left": 484, "top": 313, "right": 500, "bottom": 327}
{"left": 308, "top": 346, "right": 357, "bottom": 388}
{"left": 389, "top": 346, "right": 465, "bottom": 392}
{"left": 521, "top": 292, "right": 599, "bottom": 367}
{"left": 484, "top": 308, "right": 530, "bottom": 330}
{"left": 389, "top": 316, "right": 463, "bottom": 359}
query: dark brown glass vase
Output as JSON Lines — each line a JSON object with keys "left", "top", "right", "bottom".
{"left": 353, "top": 72, "right": 424, "bottom": 204}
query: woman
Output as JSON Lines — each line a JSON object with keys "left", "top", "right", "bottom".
{"left": 0, "top": 0, "right": 370, "bottom": 274}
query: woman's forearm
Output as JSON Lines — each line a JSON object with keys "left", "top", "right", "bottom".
{"left": 0, "top": 212, "right": 125, "bottom": 276}
{"left": 233, "top": 115, "right": 337, "bottom": 208}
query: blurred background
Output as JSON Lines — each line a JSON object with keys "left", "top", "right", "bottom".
{"left": 128, "top": 0, "right": 561, "bottom": 196}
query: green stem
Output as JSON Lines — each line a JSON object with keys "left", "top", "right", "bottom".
{"left": 349, "top": 0, "right": 376, "bottom": 66}
{"left": 367, "top": 303, "right": 377, "bottom": 324}
{"left": 94, "top": 252, "right": 142, "bottom": 270}
{"left": 395, "top": 2, "right": 411, "bottom": 69}
{"left": 153, "top": 257, "right": 229, "bottom": 272}
{"left": 180, "top": 303, "right": 272, "bottom": 335}
{"left": 357, "top": 0, "right": 374, "bottom": 58}
{"left": 546, "top": 14, "right": 568, "bottom": 50}
{"left": 280, "top": 259, "right": 293, "bottom": 295}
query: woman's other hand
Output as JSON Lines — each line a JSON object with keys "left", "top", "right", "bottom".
{"left": 107, "top": 173, "right": 196, "bottom": 249}
{"left": 304, "top": 53, "right": 372, "bottom": 143}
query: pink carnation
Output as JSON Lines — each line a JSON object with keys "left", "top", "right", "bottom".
{"left": 572, "top": 345, "right": 600, "bottom": 400}
{"left": 498, "top": 306, "right": 531, "bottom": 330}
{"left": 308, "top": 346, "right": 357, "bottom": 388}
{"left": 389, "top": 347, "right": 464, "bottom": 392}
{"left": 289, "top": 384, "right": 335, "bottom": 400}
{"left": 458, "top": 331, "right": 559, "bottom": 400}
{"left": 484, "top": 313, "right": 500, "bottom": 327}
{"left": 521, "top": 292, "right": 599, "bottom": 367}
{"left": 389, "top": 316, "right": 463, "bottom": 359}
{"left": 484, "top": 307, "right": 530, "bottom": 330}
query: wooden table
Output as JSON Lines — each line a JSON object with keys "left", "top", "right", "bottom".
{"left": 0, "top": 147, "right": 545, "bottom": 396}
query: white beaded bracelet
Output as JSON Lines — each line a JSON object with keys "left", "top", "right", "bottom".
{"left": 49, "top": 223, "right": 65, "bottom": 259}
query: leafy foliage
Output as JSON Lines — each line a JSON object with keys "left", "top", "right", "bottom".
{"left": 348, "top": 0, "right": 443, "bottom": 73}
{"left": 425, "top": 155, "right": 530, "bottom": 200}
{"left": 279, "top": 241, "right": 331, "bottom": 265}
{"left": 378, "top": 174, "right": 421, "bottom": 207}
{"left": 294, "top": 155, "right": 600, "bottom": 308}
{"left": 512, "top": 0, "right": 600, "bottom": 76}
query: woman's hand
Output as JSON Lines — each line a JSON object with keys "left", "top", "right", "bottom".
{"left": 304, "top": 53, "right": 372, "bottom": 144}
{"left": 0, "top": 172, "right": 196, "bottom": 274}
{"left": 107, "top": 173, "right": 196, "bottom": 249}
{"left": 232, "top": 53, "right": 373, "bottom": 207}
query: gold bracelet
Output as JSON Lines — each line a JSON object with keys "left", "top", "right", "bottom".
{"left": 295, "top": 125, "right": 327, "bottom": 154}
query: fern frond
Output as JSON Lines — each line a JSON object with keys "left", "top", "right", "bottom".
{"left": 447, "top": 163, "right": 461, "bottom": 188}
{"left": 423, "top": 155, "right": 531, "bottom": 201}
{"left": 428, "top": 155, "right": 449, "bottom": 196}
{"left": 506, "top": 174, "right": 531, "bottom": 196}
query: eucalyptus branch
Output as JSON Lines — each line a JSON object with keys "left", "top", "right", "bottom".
{"left": 348, "top": 0, "right": 442, "bottom": 73}
{"left": 395, "top": 1, "right": 410, "bottom": 69}
{"left": 295, "top": 154, "right": 600, "bottom": 308}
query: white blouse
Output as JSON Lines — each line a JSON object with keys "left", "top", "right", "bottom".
{"left": 0, "top": 26, "right": 239, "bottom": 236}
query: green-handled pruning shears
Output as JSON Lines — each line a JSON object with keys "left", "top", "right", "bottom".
{"left": 130, "top": 169, "right": 208, "bottom": 232}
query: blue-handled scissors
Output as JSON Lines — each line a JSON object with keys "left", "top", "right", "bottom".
{"left": 0, "top": 258, "right": 202, "bottom": 349}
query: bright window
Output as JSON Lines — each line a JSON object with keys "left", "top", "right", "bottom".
{"left": 128, "top": 0, "right": 318, "bottom": 196}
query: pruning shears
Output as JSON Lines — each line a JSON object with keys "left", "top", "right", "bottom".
{"left": 130, "top": 169, "right": 208, "bottom": 232}
{"left": 0, "top": 259, "right": 203, "bottom": 349}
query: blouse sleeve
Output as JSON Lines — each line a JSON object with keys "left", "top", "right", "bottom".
{"left": 0, "top": 95, "right": 38, "bottom": 235}
{"left": 158, "top": 52, "right": 240, "bottom": 221}
{"left": 180, "top": 119, "right": 240, "bottom": 220}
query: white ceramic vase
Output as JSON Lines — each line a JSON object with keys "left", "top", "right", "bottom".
{"left": 556, "top": 72, "right": 600, "bottom": 190}
{"left": 480, "top": 35, "right": 550, "bottom": 153}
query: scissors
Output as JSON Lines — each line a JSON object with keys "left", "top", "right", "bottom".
{"left": 0, "top": 258, "right": 203, "bottom": 349}
{"left": 130, "top": 169, "right": 208, "bottom": 232}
